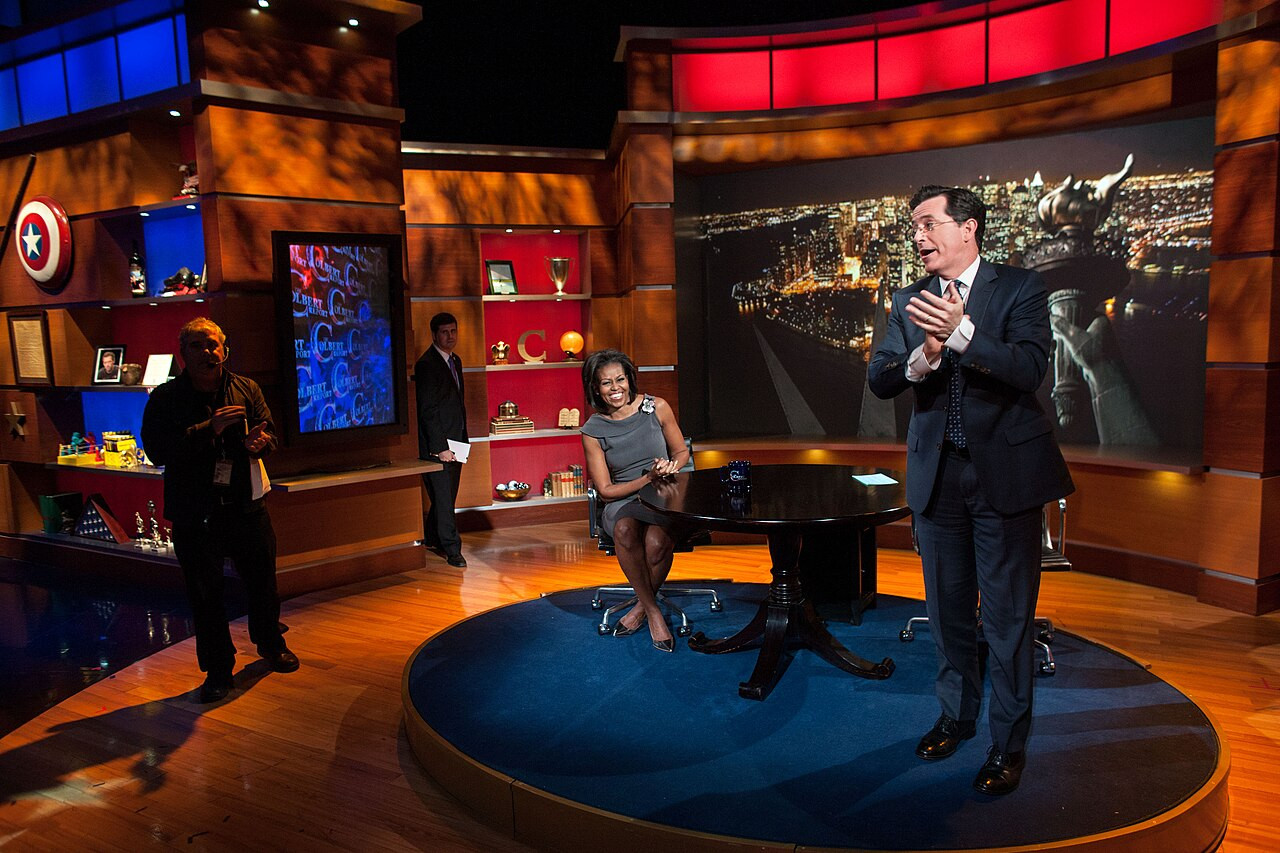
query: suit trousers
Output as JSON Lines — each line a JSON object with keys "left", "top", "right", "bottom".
{"left": 172, "top": 505, "right": 284, "bottom": 676}
{"left": 422, "top": 461, "right": 463, "bottom": 556}
{"left": 914, "top": 449, "right": 1042, "bottom": 753}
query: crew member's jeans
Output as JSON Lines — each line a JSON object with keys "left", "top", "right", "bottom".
{"left": 172, "top": 504, "right": 284, "bottom": 676}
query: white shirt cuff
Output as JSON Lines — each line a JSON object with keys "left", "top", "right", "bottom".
{"left": 946, "top": 316, "right": 975, "bottom": 354}
{"left": 906, "top": 343, "right": 941, "bottom": 382}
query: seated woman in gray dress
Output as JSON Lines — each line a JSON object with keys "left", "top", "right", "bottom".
{"left": 580, "top": 349, "right": 689, "bottom": 652}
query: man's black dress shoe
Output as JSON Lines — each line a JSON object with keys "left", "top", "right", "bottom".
{"left": 973, "top": 747, "right": 1026, "bottom": 795}
{"left": 198, "top": 672, "right": 235, "bottom": 703}
{"left": 261, "top": 648, "right": 300, "bottom": 673}
{"left": 446, "top": 553, "right": 467, "bottom": 568}
{"left": 915, "top": 714, "right": 976, "bottom": 760}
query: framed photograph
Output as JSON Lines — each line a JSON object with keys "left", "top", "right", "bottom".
{"left": 93, "top": 345, "right": 126, "bottom": 385}
{"left": 8, "top": 312, "right": 53, "bottom": 386}
{"left": 485, "top": 260, "right": 518, "bottom": 295}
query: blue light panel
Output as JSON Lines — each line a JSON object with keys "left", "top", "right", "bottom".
{"left": 142, "top": 204, "right": 205, "bottom": 296}
{"left": 0, "top": 68, "right": 19, "bottom": 130}
{"left": 81, "top": 389, "right": 150, "bottom": 449}
{"left": 117, "top": 18, "right": 178, "bottom": 100}
{"left": 65, "top": 36, "right": 120, "bottom": 113}
{"left": 15, "top": 53, "right": 68, "bottom": 125}
{"left": 176, "top": 14, "right": 190, "bottom": 84}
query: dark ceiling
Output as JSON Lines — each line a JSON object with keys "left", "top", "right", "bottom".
{"left": 396, "top": 1, "right": 917, "bottom": 150}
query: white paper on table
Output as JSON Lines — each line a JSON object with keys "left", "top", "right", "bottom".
{"left": 447, "top": 440, "right": 471, "bottom": 464}
{"left": 142, "top": 354, "right": 174, "bottom": 387}
{"left": 853, "top": 473, "right": 897, "bottom": 486}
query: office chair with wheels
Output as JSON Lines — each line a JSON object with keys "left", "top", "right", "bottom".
{"left": 586, "top": 438, "right": 723, "bottom": 637}
{"left": 899, "top": 498, "right": 1069, "bottom": 676}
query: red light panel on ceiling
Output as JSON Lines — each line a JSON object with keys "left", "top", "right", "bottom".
{"left": 772, "top": 40, "right": 876, "bottom": 109}
{"left": 988, "top": 0, "right": 1106, "bottom": 83}
{"left": 1109, "top": 0, "right": 1223, "bottom": 55}
{"left": 877, "top": 21, "right": 986, "bottom": 101}
{"left": 673, "top": 51, "right": 771, "bottom": 112}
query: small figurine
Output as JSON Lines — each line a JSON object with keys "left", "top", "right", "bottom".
{"left": 175, "top": 162, "right": 199, "bottom": 199}
{"left": 135, "top": 511, "right": 146, "bottom": 548}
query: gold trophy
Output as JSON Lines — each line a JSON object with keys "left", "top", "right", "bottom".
{"left": 490, "top": 340, "right": 510, "bottom": 365}
{"left": 545, "top": 256, "right": 574, "bottom": 296}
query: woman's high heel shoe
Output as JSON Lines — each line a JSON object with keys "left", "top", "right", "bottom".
{"left": 652, "top": 637, "right": 675, "bottom": 653}
{"left": 612, "top": 613, "right": 646, "bottom": 637}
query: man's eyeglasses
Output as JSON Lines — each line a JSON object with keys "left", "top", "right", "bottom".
{"left": 907, "top": 219, "right": 960, "bottom": 237}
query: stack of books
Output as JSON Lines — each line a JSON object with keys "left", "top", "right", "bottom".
{"left": 546, "top": 464, "right": 585, "bottom": 497}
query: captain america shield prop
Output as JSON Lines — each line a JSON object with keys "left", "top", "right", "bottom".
{"left": 15, "top": 195, "right": 73, "bottom": 291}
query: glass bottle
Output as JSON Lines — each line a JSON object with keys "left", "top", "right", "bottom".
{"left": 129, "top": 242, "right": 146, "bottom": 297}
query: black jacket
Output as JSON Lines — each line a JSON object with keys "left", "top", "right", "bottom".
{"left": 868, "top": 260, "right": 1073, "bottom": 515}
{"left": 414, "top": 347, "right": 467, "bottom": 459}
{"left": 141, "top": 369, "right": 277, "bottom": 523}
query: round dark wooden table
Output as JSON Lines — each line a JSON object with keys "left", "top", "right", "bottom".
{"left": 640, "top": 464, "right": 910, "bottom": 701}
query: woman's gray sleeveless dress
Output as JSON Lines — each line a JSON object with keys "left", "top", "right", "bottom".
{"left": 581, "top": 395, "right": 677, "bottom": 537}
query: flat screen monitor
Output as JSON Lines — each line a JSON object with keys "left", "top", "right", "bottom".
{"left": 271, "top": 231, "right": 408, "bottom": 445}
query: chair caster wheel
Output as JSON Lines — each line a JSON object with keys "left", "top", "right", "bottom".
{"left": 677, "top": 625, "right": 691, "bottom": 638}
{"left": 1038, "top": 661, "right": 1056, "bottom": 675}
{"left": 596, "top": 623, "right": 611, "bottom": 636}
{"left": 1038, "top": 631, "right": 1054, "bottom": 645}
{"left": 899, "top": 630, "right": 914, "bottom": 642}
{"left": 710, "top": 601, "right": 724, "bottom": 612}
{"left": 591, "top": 600, "right": 603, "bottom": 611}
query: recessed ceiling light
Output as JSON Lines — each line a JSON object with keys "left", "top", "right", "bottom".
{"left": 185, "top": 204, "right": 196, "bottom": 210}
{"left": 505, "top": 228, "right": 513, "bottom": 233}
{"left": 257, "top": 1, "right": 270, "bottom": 8}
{"left": 348, "top": 18, "right": 359, "bottom": 27}
{"left": 140, "top": 211, "right": 150, "bottom": 217}
{"left": 168, "top": 109, "right": 181, "bottom": 117}
{"left": 552, "top": 229, "right": 560, "bottom": 234}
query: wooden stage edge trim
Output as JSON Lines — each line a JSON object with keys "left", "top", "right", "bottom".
{"left": 398, "top": 621, "right": 1231, "bottom": 853}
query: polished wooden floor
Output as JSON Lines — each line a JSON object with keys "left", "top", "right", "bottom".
{"left": 0, "top": 522, "right": 1277, "bottom": 851}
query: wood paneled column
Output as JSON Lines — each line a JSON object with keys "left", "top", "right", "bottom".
{"left": 1202, "top": 29, "right": 1280, "bottom": 613}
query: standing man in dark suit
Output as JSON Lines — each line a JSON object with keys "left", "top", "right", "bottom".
{"left": 868, "top": 186, "right": 1073, "bottom": 795}
{"left": 415, "top": 312, "right": 468, "bottom": 568}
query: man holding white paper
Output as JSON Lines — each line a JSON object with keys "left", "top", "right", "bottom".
{"left": 414, "top": 313, "right": 469, "bottom": 568}
{"left": 141, "top": 318, "right": 297, "bottom": 703}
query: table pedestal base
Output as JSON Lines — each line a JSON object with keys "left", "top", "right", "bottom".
{"left": 689, "top": 530, "right": 894, "bottom": 700}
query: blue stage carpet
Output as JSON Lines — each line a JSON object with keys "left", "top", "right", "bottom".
{"left": 404, "top": 584, "right": 1224, "bottom": 850}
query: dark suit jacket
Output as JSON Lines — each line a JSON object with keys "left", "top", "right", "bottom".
{"left": 868, "top": 259, "right": 1073, "bottom": 515}
{"left": 414, "top": 347, "right": 467, "bottom": 459}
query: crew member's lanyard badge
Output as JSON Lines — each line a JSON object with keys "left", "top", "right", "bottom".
{"left": 211, "top": 377, "right": 237, "bottom": 487}
{"left": 213, "top": 443, "right": 233, "bottom": 487}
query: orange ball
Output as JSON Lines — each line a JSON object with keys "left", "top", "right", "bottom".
{"left": 559, "top": 330, "right": 584, "bottom": 357}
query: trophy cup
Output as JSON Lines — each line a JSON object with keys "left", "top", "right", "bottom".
{"left": 545, "top": 256, "right": 574, "bottom": 296}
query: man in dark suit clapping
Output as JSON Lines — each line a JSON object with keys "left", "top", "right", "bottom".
{"left": 415, "top": 312, "right": 469, "bottom": 568}
{"left": 868, "top": 186, "right": 1073, "bottom": 795}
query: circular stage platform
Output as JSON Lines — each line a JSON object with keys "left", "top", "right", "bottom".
{"left": 402, "top": 584, "right": 1228, "bottom": 852}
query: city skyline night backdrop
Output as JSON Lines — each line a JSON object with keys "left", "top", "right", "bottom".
{"left": 681, "top": 116, "right": 1212, "bottom": 449}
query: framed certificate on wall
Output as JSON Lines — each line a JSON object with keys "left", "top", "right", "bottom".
{"left": 8, "top": 312, "right": 53, "bottom": 386}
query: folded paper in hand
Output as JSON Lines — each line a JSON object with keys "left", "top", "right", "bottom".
{"left": 447, "top": 440, "right": 471, "bottom": 464}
